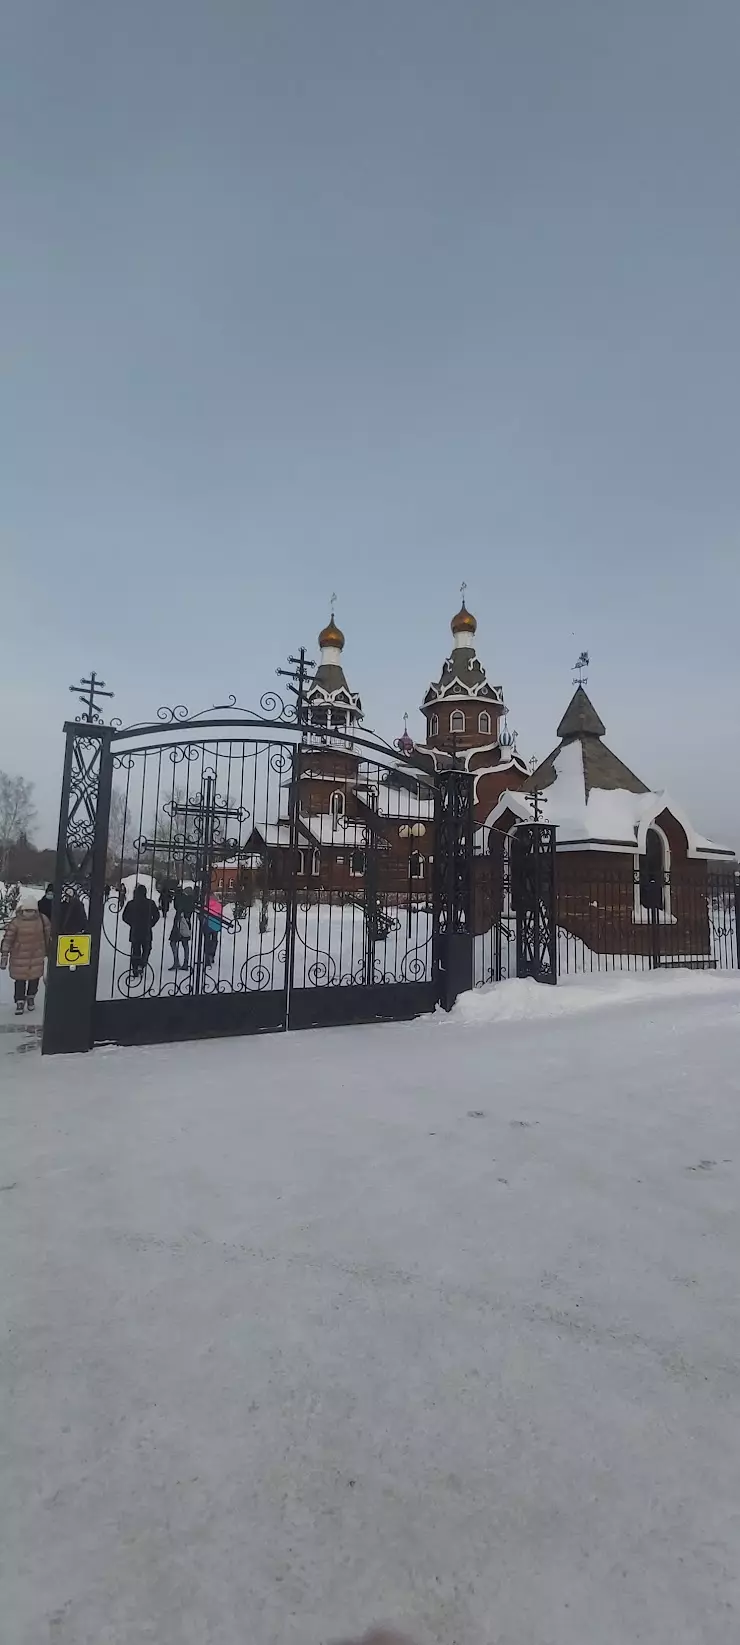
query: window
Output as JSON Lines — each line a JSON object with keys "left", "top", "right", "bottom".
{"left": 429, "top": 713, "right": 439, "bottom": 739}
{"left": 410, "top": 851, "right": 424, "bottom": 880}
{"left": 449, "top": 710, "right": 465, "bottom": 734}
{"left": 478, "top": 710, "right": 491, "bottom": 735}
{"left": 639, "top": 827, "right": 666, "bottom": 912}
{"left": 329, "top": 790, "right": 345, "bottom": 827}
{"left": 297, "top": 849, "right": 306, "bottom": 876}
{"left": 312, "top": 849, "right": 321, "bottom": 877}
{"left": 350, "top": 850, "right": 365, "bottom": 876}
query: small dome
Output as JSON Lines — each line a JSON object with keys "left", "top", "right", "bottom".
{"left": 396, "top": 715, "right": 414, "bottom": 756}
{"left": 451, "top": 601, "right": 477, "bottom": 637}
{"left": 318, "top": 613, "right": 344, "bottom": 650}
{"left": 499, "top": 722, "right": 514, "bottom": 748}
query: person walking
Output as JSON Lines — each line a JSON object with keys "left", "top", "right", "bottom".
{"left": 201, "top": 892, "right": 226, "bottom": 968}
{"left": 1, "top": 893, "right": 51, "bottom": 1014}
{"left": 122, "top": 884, "right": 160, "bottom": 978}
{"left": 59, "top": 892, "right": 89, "bottom": 934}
{"left": 37, "top": 883, "right": 54, "bottom": 922}
{"left": 117, "top": 881, "right": 127, "bottom": 912}
{"left": 158, "top": 885, "right": 172, "bottom": 920}
{"left": 169, "top": 906, "right": 192, "bottom": 971}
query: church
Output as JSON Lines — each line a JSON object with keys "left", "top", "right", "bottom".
{"left": 216, "top": 597, "right": 734, "bottom": 967}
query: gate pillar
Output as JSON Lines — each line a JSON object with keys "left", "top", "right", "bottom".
{"left": 42, "top": 723, "right": 113, "bottom": 1055}
{"left": 513, "top": 822, "right": 557, "bottom": 984}
{"left": 435, "top": 767, "right": 474, "bottom": 1010}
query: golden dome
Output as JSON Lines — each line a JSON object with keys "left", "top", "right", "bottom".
{"left": 451, "top": 600, "right": 477, "bottom": 636}
{"left": 318, "top": 612, "right": 345, "bottom": 650}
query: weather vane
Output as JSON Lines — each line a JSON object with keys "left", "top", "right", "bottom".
{"left": 573, "top": 650, "right": 590, "bottom": 687}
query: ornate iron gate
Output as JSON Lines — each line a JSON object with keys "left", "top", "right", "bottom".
{"left": 43, "top": 688, "right": 442, "bottom": 1053}
{"left": 473, "top": 818, "right": 558, "bottom": 988}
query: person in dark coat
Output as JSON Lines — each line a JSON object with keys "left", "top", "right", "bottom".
{"left": 117, "top": 881, "right": 127, "bottom": 912}
{"left": 58, "top": 893, "right": 89, "bottom": 935}
{"left": 37, "top": 883, "right": 54, "bottom": 922}
{"left": 122, "top": 885, "right": 160, "bottom": 978}
{"left": 158, "top": 885, "right": 172, "bottom": 919}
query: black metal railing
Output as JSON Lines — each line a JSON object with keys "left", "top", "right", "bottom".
{"left": 557, "top": 866, "right": 739, "bottom": 974}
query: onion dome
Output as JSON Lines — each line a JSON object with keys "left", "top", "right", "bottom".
{"left": 499, "top": 721, "right": 515, "bottom": 749}
{"left": 319, "top": 612, "right": 345, "bottom": 651}
{"left": 451, "top": 600, "right": 477, "bottom": 638}
{"left": 396, "top": 713, "right": 414, "bottom": 757}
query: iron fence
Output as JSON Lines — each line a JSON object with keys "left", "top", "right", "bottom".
{"left": 557, "top": 865, "right": 739, "bottom": 974}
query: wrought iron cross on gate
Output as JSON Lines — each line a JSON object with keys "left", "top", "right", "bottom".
{"left": 134, "top": 777, "right": 248, "bottom": 989}
{"left": 136, "top": 778, "right": 247, "bottom": 883}
{"left": 68, "top": 670, "right": 114, "bottom": 724}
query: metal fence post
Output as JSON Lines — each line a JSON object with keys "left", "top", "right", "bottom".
{"left": 435, "top": 767, "right": 474, "bottom": 1009}
{"left": 42, "top": 723, "right": 113, "bottom": 1055}
{"left": 514, "top": 821, "right": 557, "bottom": 984}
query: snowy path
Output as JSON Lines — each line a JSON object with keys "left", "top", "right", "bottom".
{"left": 3, "top": 977, "right": 740, "bottom": 1645}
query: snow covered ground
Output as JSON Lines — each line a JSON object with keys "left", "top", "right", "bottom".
{"left": 3, "top": 974, "right": 740, "bottom": 1644}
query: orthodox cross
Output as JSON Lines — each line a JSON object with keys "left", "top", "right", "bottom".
{"left": 527, "top": 754, "right": 547, "bottom": 822}
{"left": 69, "top": 671, "right": 114, "bottom": 724}
{"left": 460, "top": 580, "right": 467, "bottom": 601}
{"left": 277, "top": 646, "right": 316, "bottom": 726}
{"left": 573, "top": 650, "right": 590, "bottom": 687}
{"left": 136, "top": 779, "right": 247, "bottom": 882}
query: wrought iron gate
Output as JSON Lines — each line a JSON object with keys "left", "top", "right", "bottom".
{"left": 473, "top": 817, "right": 558, "bottom": 988}
{"left": 43, "top": 689, "right": 442, "bottom": 1053}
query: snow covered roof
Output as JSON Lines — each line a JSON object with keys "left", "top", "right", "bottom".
{"left": 487, "top": 740, "right": 735, "bottom": 859}
{"left": 298, "top": 816, "right": 368, "bottom": 848}
{"left": 375, "top": 788, "right": 436, "bottom": 820}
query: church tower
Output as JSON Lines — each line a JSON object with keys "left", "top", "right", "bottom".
{"left": 304, "top": 607, "right": 362, "bottom": 734}
{"left": 422, "top": 593, "right": 507, "bottom": 753}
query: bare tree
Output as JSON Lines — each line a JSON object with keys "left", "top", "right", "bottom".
{"left": 0, "top": 772, "right": 36, "bottom": 880}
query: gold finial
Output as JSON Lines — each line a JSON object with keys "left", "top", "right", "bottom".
{"left": 451, "top": 583, "right": 476, "bottom": 636}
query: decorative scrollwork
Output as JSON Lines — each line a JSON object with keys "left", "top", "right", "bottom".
{"left": 259, "top": 690, "right": 294, "bottom": 721}
{"left": 116, "top": 962, "right": 155, "bottom": 998}
{"left": 157, "top": 704, "right": 190, "bottom": 724}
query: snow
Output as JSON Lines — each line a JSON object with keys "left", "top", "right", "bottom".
{"left": 489, "top": 749, "right": 736, "bottom": 859}
{"left": 4, "top": 979, "right": 740, "bottom": 1643}
{"left": 97, "top": 896, "right": 435, "bottom": 998}
{"left": 452, "top": 967, "right": 740, "bottom": 1024}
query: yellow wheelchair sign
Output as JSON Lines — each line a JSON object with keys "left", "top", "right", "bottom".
{"left": 56, "top": 934, "right": 91, "bottom": 969}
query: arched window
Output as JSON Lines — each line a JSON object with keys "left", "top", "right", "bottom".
{"left": 429, "top": 713, "right": 439, "bottom": 739}
{"left": 449, "top": 710, "right": 465, "bottom": 735}
{"left": 639, "top": 827, "right": 666, "bottom": 912}
{"left": 297, "top": 848, "right": 306, "bottom": 877}
{"left": 410, "top": 851, "right": 424, "bottom": 880}
{"left": 478, "top": 710, "right": 491, "bottom": 735}
{"left": 312, "top": 850, "right": 321, "bottom": 877}
{"left": 350, "top": 849, "right": 365, "bottom": 877}
{"left": 329, "top": 790, "right": 345, "bottom": 827}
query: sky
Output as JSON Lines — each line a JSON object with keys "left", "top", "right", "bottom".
{"left": 2, "top": 0, "right": 739, "bottom": 849}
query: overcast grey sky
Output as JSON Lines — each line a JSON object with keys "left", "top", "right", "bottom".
{"left": 3, "top": 0, "right": 739, "bottom": 847}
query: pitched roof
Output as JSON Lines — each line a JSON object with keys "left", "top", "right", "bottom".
{"left": 556, "top": 686, "right": 606, "bottom": 740}
{"left": 531, "top": 686, "right": 648, "bottom": 799}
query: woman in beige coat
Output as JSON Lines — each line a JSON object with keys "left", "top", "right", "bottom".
{"left": 1, "top": 892, "right": 51, "bottom": 1014}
